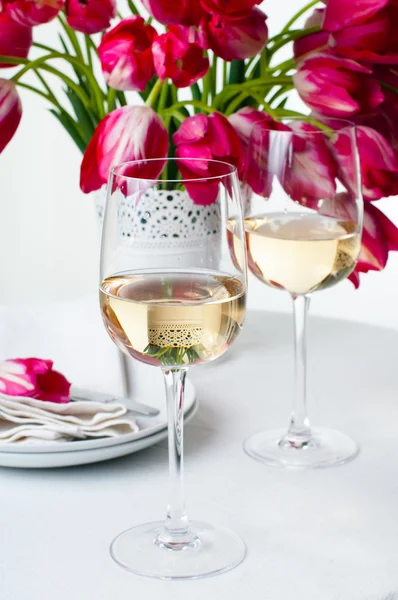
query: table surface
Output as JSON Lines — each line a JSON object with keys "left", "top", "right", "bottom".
{"left": 1, "top": 309, "right": 398, "bottom": 600}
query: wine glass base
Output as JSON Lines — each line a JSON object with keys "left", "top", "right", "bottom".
{"left": 244, "top": 427, "right": 359, "bottom": 469}
{"left": 110, "top": 520, "right": 246, "bottom": 580}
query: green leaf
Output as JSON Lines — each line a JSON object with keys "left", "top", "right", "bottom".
{"left": 49, "top": 109, "right": 87, "bottom": 153}
{"left": 66, "top": 88, "right": 97, "bottom": 143}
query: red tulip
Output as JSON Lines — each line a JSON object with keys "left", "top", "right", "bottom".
{"left": 98, "top": 17, "right": 157, "bottom": 92}
{"left": 152, "top": 26, "right": 209, "bottom": 88}
{"left": 80, "top": 105, "right": 169, "bottom": 193}
{"left": 294, "top": 53, "right": 384, "bottom": 117}
{"left": 65, "top": 0, "right": 116, "bottom": 34}
{"left": 173, "top": 112, "right": 244, "bottom": 204}
{"left": 140, "top": 0, "right": 204, "bottom": 26}
{"left": 200, "top": 0, "right": 261, "bottom": 20}
{"left": 0, "top": 13, "right": 32, "bottom": 67}
{"left": 0, "top": 358, "right": 71, "bottom": 403}
{"left": 0, "top": 79, "right": 22, "bottom": 154}
{"left": 5, "top": 0, "right": 63, "bottom": 26}
{"left": 205, "top": 7, "right": 268, "bottom": 61}
{"left": 351, "top": 201, "right": 398, "bottom": 286}
{"left": 323, "top": 0, "right": 388, "bottom": 31}
{"left": 333, "top": 125, "right": 398, "bottom": 201}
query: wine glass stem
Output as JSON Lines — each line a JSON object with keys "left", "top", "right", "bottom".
{"left": 157, "top": 368, "right": 198, "bottom": 550}
{"left": 286, "top": 294, "right": 312, "bottom": 445}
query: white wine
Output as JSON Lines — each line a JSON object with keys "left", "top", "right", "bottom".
{"left": 245, "top": 213, "right": 360, "bottom": 295}
{"left": 100, "top": 271, "right": 246, "bottom": 367}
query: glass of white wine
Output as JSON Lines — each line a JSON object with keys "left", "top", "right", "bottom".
{"left": 100, "top": 158, "right": 247, "bottom": 579}
{"left": 242, "top": 119, "right": 363, "bottom": 469}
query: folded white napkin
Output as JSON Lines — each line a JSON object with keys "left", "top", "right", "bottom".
{"left": 0, "top": 393, "right": 139, "bottom": 444}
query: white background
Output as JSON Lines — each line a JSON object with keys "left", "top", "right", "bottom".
{"left": 1, "top": 1, "right": 398, "bottom": 329}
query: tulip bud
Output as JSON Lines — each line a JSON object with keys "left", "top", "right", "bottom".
{"left": 152, "top": 26, "right": 209, "bottom": 88}
{"left": 99, "top": 17, "right": 158, "bottom": 92}
{"left": 205, "top": 7, "right": 268, "bottom": 61}
{"left": 294, "top": 53, "right": 384, "bottom": 117}
{"left": 0, "top": 13, "right": 32, "bottom": 67}
{"left": 66, "top": 0, "right": 116, "bottom": 34}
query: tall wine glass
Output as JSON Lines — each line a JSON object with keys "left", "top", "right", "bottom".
{"left": 100, "top": 158, "right": 247, "bottom": 579}
{"left": 243, "top": 119, "right": 363, "bottom": 468}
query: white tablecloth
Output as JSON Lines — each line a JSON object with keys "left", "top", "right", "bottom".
{"left": 0, "top": 307, "right": 397, "bottom": 600}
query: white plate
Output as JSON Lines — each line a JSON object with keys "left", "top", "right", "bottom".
{"left": 0, "top": 381, "right": 195, "bottom": 454}
{"left": 0, "top": 398, "right": 198, "bottom": 469}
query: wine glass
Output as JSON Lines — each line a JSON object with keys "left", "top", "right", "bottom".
{"left": 242, "top": 118, "right": 363, "bottom": 469}
{"left": 99, "top": 158, "right": 247, "bottom": 579}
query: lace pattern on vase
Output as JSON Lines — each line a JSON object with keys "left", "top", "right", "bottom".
{"left": 148, "top": 323, "right": 203, "bottom": 348}
{"left": 119, "top": 189, "right": 220, "bottom": 248}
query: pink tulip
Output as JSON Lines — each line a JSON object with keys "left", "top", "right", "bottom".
{"left": 351, "top": 201, "right": 398, "bottom": 287}
{"left": 80, "top": 105, "right": 169, "bottom": 193}
{"left": 140, "top": 0, "right": 204, "bottom": 26}
{"left": 294, "top": 53, "right": 384, "bottom": 117}
{"left": 333, "top": 125, "right": 398, "bottom": 201}
{"left": 0, "top": 358, "right": 71, "bottom": 403}
{"left": 4, "top": 0, "right": 63, "bottom": 26}
{"left": 229, "top": 107, "right": 281, "bottom": 196}
{"left": 281, "top": 121, "right": 338, "bottom": 204}
{"left": 205, "top": 7, "right": 268, "bottom": 61}
{"left": 0, "top": 13, "right": 32, "bottom": 67}
{"left": 65, "top": 0, "right": 116, "bottom": 34}
{"left": 294, "top": 9, "right": 329, "bottom": 59}
{"left": 0, "top": 79, "right": 22, "bottom": 154}
{"left": 152, "top": 26, "right": 209, "bottom": 88}
{"left": 323, "top": 0, "right": 388, "bottom": 31}
{"left": 98, "top": 17, "right": 157, "bottom": 92}
{"left": 173, "top": 112, "right": 244, "bottom": 204}
{"left": 200, "top": 0, "right": 261, "bottom": 20}
{"left": 329, "top": 6, "right": 398, "bottom": 64}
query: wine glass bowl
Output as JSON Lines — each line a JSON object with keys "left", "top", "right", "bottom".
{"left": 99, "top": 158, "right": 247, "bottom": 578}
{"left": 243, "top": 119, "right": 363, "bottom": 469}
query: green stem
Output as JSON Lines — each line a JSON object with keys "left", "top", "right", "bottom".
{"left": 281, "top": 0, "right": 320, "bottom": 33}
{"left": 146, "top": 78, "right": 164, "bottom": 107}
{"left": 269, "top": 26, "right": 321, "bottom": 56}
{"left": 107, "top": 87, "right": 117, "bottom": 112}
{"left": 163, "top": 100, "right": 215, "bottom": 115}
{"left": 127, "top": 0, "right": 140, "bottom": 15}
{"left": 225, "top": 92, "right": 247, "bottom": 116}
{"left": 223, "top": 61, "right": 228, "bottom": 89}
{"left": 211, "top": 55, "right": 218, "bottom": 97}
{"left": 268, "top": 58, "right": 296, "bottom": 73}
{"left": 33, "top": 42, "right": 58, "bottom": 53}
{"left": 85, "top": 36, "right": 93, "bottom": 70}
{"left": 202, "top": 67, "right": 211, "bottom": 104}
{"left": 158, "top": 78, "right": 169, "bottom": 112}
{"left": 57, "top": 14, "right": 84, "bottom": 60}
{"left": 260, "top": 49, "right": 267, "bottom": 76}
{"left": 9, "top": 52, "right": 105, "bottom": 117}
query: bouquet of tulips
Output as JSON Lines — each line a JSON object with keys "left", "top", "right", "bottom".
{"left": 1, "top": 0, "right": 398, "bottom": 285}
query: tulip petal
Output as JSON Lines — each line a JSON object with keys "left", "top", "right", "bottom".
{"left": 0, "top": 13, "right": 32, "bottom": 67}
{"left": 0, "top": 79, "right": 22, "bottom": 154}
{"left": 324, "top": 0, "right": 388, "bottom": 31}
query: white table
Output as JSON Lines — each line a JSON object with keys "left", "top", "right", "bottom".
{"left": 1, "top": 309, "right": 398, "bottom": 600}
